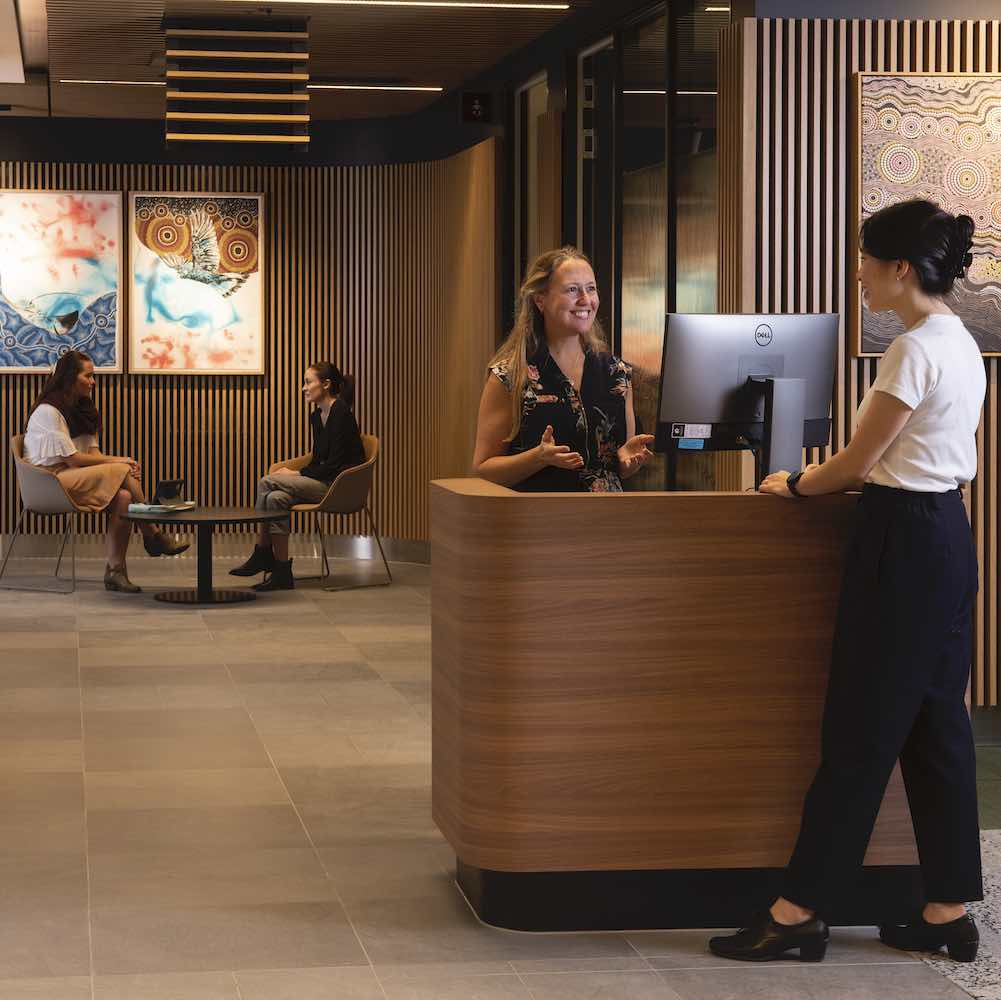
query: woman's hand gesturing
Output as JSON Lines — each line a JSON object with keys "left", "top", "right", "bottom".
{"left": 618, "top": 434, "right": 655, "bottom": 477}
{"left": 537, "top": 425, "right": 584, "bottom": 470}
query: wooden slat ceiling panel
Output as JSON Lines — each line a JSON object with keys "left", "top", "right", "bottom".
{"left": 45, "top": 0, "right": 587, "bottom": 119}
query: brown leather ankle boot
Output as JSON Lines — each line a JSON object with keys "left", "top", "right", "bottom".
{"left": 104, "top": 564, "right": 142, "bottom": 594}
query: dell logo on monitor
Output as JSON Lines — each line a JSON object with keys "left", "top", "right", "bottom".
{"left": 754, "top": 323, "right": 773, "bottom": 347}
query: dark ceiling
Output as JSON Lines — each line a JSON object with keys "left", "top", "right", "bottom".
{"left": 15, "top": 0, "right": 590, "bottom": 120}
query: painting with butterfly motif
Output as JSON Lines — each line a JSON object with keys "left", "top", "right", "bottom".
{"left": 129, "top": 192, "right": 265, "bottom": 374}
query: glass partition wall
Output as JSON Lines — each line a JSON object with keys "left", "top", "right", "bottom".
{"left": 516, "top": 0, "right": 731, "bottom": 488}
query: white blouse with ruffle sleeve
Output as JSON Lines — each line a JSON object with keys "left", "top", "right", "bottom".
{"left": 24, "top": 403, "right": 98, "bottom": 467}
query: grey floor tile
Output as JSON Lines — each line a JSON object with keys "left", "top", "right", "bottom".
{"left": 511, "top": 958, "right": 653, "bottom": 974}
{"left": 89, "top": 846, "right": 336, "bottom": 907}
{"left": 345, "top": 892, "right": 635, "bottom": 966}
{"left": 977, "top": 747, "right": 1001, "bottom": 780}
{"left": 518, "top": 970, "right": 680, "bottom": 999}
{"left": 0, "top": 977, "right": 93, "bottom": 999}
{"left": 655, "top": 962, "right": 970, "bottom": 999}
{"left": 85, "top": 768, "right": 289, "bottom": 811}
{"left": 629, "top": 926, "right": 918, "bottom": 969}
{"left": 87, "top": 805, "right": 311, "bottom": 853}
{"left": 91, "top": 900, "right": 367, "bottom": 974}
{"left": 235, "top": 966, "right": 384, "bottom": 1000}
{"left": 383, "top": 973, "right": 533, "bottom": 1000}
{"left": 93, "top": 972, "right": 239, "bottom": 1000}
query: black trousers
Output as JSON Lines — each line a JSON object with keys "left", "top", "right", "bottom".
{"left": 783, "top": 484, "right": 983, "bottom": 910}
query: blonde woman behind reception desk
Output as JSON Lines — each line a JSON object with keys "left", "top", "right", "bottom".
{"left": 710, "top": 200, "right": 987, "bottom": 964}
{"left": 472, "top": 247, "right": 653, "bottom": 491}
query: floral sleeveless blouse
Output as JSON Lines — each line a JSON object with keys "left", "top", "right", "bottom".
{"left": 491, "top": 342, "right": 633, "bottom": 492}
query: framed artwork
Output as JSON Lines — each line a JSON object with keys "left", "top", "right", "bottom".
{"left": 129, "top": 192, "right": 265, "bottom": 374}
{"left": 0, "top": 190, "right": 122, "bottom": 373}
{"left": 853, "top": 73, "right": 1001, "bottom": 357}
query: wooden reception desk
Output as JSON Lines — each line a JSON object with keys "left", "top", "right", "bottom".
{"left": 430, "top": 480, "right": 921, "bottom": 931}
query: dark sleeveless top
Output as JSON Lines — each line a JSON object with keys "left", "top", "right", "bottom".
{"left": 491, "top": 342, "right": 633, "bottom": 492}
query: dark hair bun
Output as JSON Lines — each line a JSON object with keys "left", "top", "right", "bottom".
{"left": 859, "top": 198, "right": 976, "bottom": 295}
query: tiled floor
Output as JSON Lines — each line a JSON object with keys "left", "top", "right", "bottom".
{"left": 0, "top": 542, "right": 990, "bottom": 999}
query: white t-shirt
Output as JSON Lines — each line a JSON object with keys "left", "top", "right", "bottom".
{"left": 24, "top": 403, "right": 98, "bottom": 467}
{"left": 857, "top": 314, "right": 986, "bottom": 492}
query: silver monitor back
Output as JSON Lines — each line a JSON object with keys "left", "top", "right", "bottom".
{"left": 655, "top": 313, "right": 839, "bottom": 452}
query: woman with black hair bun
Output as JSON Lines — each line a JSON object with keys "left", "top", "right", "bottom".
{"left": 231, "top": 361, "right": 365, "bottom": 591}
{"left": 710, "top": 199, "right": 987, "bottom": 964}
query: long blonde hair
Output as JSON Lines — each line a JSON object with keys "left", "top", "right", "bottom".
{"left": 490, "top": 246, "right": 608, "bottom": 440}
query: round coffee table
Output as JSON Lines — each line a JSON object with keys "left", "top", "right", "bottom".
{"left": 125, "top": 507, "right": 287, "bottom": 605}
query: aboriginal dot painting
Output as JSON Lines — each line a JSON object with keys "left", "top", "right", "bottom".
{"left": 129, "top": 193, "right": 264, "bottom": 373}
{"left": 0, "top": 191, "right": 122, "bottom": 373}
{"left": 859, "top": 74, "right": 1001, "bottom": 355}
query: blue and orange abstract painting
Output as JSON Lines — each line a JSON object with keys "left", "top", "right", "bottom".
{"left": 0, "top": 191, "right": 122, "bottom": 373}
{"left": 129, "top": 192, "right": 264, "bottom": 374}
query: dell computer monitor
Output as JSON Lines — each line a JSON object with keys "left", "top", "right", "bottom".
{"left": 655, "top": 313, "right": 839, "bottom": 473}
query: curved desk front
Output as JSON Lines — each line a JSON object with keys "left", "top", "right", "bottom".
{"left": 430, "top": 479, "right": 920, "bottom": 931}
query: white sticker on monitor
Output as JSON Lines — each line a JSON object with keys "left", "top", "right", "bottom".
{"left": 683, "top": 423, "right": 712, "bottom": 439}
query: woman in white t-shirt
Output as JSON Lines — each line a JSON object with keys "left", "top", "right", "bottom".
{"left": 711, "top": 201, "right": 987, "bottom": 964}
{"left": 23, "top": 351, "right": 188, "bottom": 593}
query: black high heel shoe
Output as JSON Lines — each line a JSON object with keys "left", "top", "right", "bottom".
{"left": 709, "top": 912, "right": 829, "bottom": 962}
{"left": 879, "top": 913, "right": 979, "bottom": 962}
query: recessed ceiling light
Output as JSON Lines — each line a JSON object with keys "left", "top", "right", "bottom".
{"left": 308, "top": 83, "right": 444, "bottom": 91}
{"left": 705, "top": 5, "right": 731, "bottom": 11}
{"left": 59, "top": 79, "right": 166, "bottom": 86}
{"left": 622, "top": 89, "right": 718, "bottom": 96}
{"left": 221, "top": 0, "right": 569, "bottom": 7}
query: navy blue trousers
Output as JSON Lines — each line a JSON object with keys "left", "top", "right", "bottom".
{"left": 783, "top": 484, "right": 983, "bottom": 910}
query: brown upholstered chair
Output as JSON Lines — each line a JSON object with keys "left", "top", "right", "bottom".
{"left": 1, "top": 435, "right": 82, "bottom": 593}
{"left": 268, "top": 433, "right": 392, "bottom": 589}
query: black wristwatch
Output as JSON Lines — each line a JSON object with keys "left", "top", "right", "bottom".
{"left": 786, "top": 470, "right": 806, "bottom": 498}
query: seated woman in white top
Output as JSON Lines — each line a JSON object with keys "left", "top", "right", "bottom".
{"left": 23, "top": 350, "right": 188, "bottom": 593}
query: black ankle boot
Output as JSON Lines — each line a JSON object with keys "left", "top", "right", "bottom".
{"left": 879, "top": 913, "right": 979, "bottom": 962}
{"left": 252, "top": 558, "right": 294, "bottom": 592}
{"left": 708, "top": 912, "right": 829, "bottom": 963}
{"left": 229, "top": 544, "right": 276, "bottom": 577}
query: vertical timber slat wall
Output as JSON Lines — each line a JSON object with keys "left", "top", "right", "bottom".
{"left": 0, "top": 140, "right": 498, "bottom": 544}
{"left": 719, "top": 18, "right": 1000, "bottom": 706}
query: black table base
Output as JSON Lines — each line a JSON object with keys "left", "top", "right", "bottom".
{"left": 154, "top": 588, "right": 256, "bottom": 605}
{"left": 456, "top": 858, "right": 924, "bottom": 932}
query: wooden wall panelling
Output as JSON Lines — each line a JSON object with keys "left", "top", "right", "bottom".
{"left": 1, "top": 139, "right": 498, "bottom": 544}
{"left": 718, "top": 17, "right": 1001, "bottom": 705}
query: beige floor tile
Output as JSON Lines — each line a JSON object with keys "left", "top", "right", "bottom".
{"left": 79, "top": 628, "right": 211, "bottom": 648}
{"left": 0, "top": 739, "right": 83, "bottom": 773}
{"left": 0, "top": 615, "right": 78, "bottom": 633}
{"left": 0, "top": 662, "right": 80, "bottom": 689}
{"left": 80, "top": 664, "right": 232, "bottom": 687}
{"left": 235, "top": 966, "right": 384, "bottom": 1000}
{"left": 4, "top": 632, "right": 80, "bottom": 649}
{"left": 229, "top": 661, "right": 378, "bottom": 684}
{"left": 355, "top": 644, "right": 430, "bottom": 663}
{"left": 93, "top": 971, "right": 239, "bottom": 1000}
{"left": 336, "top": 626, "right": 431, "bottom": 645}
{"left": 89, "top": 847, "right": 335, "bottom": 907}
{"left": 0, "top": 773, "right": 85, "bottom": 853}
{"left": 0, "top": 977, "right": 92, "bottom": 999}
{"left": 80, "top": 645, "right": 224, "bottom": 668}
{"left": 87, "top": 805, "right": 311, "bottom": 853}
{"left": 1, "top": 689, "right": 83, "bottom": 712}
{"left": 510, "top": 958, "right": 653, "bottom": 974}
{"left": 85, "top": 768, "right": 288, "bottom": 811}
{"left": 84, "top": 735, "right": 271, "bottom": 772}
{"left": 0, "top": 711, "right": 81, "bottom": 741}
{"left": 318, "top": 843, "right": 452, "bottom": 903}
{"left": 0, "top": 901, "right": 90, "bottom": 978}
{"left": 91, "top": 901, "right": 367, "bottom": 975}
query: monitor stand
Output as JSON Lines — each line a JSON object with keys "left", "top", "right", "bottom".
{"left": 747, "top": 376, "right": 807, "bottom": 487}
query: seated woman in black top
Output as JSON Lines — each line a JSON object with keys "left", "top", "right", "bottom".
{"left": 473, "top": 246, "right": 653, "bottom": 491}
{"left": 231, "top": 361, "right": 365, "bottom": 591}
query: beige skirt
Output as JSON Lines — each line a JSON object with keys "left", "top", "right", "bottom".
{"left": 50, "top": 462, "right": 131, "bottom": 513}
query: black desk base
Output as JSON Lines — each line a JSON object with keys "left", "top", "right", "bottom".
{"left": 456, "top": 858, "right": 924, "bottom": 932}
